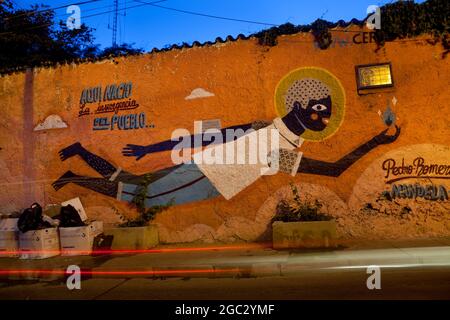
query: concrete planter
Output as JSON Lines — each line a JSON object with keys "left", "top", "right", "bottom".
{"left": 272, "top": 220, "right": 337, "bottom": 249}
{"left": 104, "top": 225, "right": 159, "bottom": 250}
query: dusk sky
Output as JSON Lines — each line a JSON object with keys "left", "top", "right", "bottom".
{"left": 16, "top": 0, "right": 426, "bottom": 50}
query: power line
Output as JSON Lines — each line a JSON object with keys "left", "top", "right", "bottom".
{"left": 4, "top": 0, "right": 104, "bottom": 21}
{"left": 132, "top": 0, "right": 405, "bottom": 32}
{"left": 50, "top": 0, "right": 134, "bottom": 20}
{"left": 81, "top": 0, "right": 165, "bottom": 19}
{"left": 1, "top": 0, "right": 362, "bottom": 37}
{"left": 0, "top": 0, "right": 166, "bottom": 37}
{"left": 2, "top": 0, "right": 130, "bottom": 32}
{"left": 133, "top": 0, "right": 278, "bottom": 27}
{"left": 72, "top": 0, "right": 164, "bottom": 17}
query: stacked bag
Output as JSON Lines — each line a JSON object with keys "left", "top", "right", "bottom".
{"left": 0, "top": 198, "right": 104, "bottom": 259}
{"left": 17, "top": 202, "right": 87, "bottom": 232}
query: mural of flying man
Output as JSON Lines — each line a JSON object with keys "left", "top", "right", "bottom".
{"left": 53, "top": 68, "right": 400, "bottom": 207}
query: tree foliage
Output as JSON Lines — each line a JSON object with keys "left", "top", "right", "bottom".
{"left": 254, "top": 0, "right": 449, "bottom": 54}
{"left": 0, "top": 0, "right": 143, "bottom": 74}
{"left": 374, "top": 0, "right": 449, "bottom": 56}
{"left": 98, "top": 43, "right": 144, "bottom": 59}
{"left": 0, "top": 1, "right": 97, "bottom": 72}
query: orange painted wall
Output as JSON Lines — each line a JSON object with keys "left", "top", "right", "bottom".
{"left": 0, "top": 28, "right": 449, "bottom": 242}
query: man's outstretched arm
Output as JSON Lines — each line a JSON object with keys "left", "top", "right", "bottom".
{"left": 122, "top": 122, "right": 260, "bottom": 161}
{"left": 297, "top": 126, "right": 401, "bottom": 177}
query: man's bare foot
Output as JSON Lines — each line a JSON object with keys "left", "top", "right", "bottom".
{"left": 52, "top": 170, "right": 77, "bottom": 190}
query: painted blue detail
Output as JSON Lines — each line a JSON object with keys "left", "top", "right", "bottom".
{"left": 120, "top": 163, "right": 220, "bottom": 207}
{"left": 93, "top": 112, "right": 148, "bottom": 131}
{"left": 93, "top": 117, "right": 111, "bottom": 130}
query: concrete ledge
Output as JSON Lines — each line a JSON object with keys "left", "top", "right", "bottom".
{"left": 104, "top": 225, "right": 158, "bottom": 250}
{"left": 280, "top": 263, "right": 310, "bottom": 276}
{"left": 250, "top": 263, "right": 282, "bottom": 277}
{"left": 88, "top": 267, "right": 156, "bottom": 279}
{"left": 5, "top": 268, "right": 63, "bottom": 282}
{"left": 152, "top": 265, "right": 215, "bottom": 278}
{"left": 213, "top": 265, "right": 253, "bottom": 278}
{"left": 88, "top": 265, "right": 255, "bottom": 279}
{"left": 273, "top": 220, "right": 337, "bottom": 249}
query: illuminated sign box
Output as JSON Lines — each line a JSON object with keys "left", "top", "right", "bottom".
{"left": 355, "top": 63, "right": 394, "bottom": 90}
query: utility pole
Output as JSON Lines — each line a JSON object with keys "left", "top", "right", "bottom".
{"left": 112, "top": 0, "right": 118, "bottom": 47}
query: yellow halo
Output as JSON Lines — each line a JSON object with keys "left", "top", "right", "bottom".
{"left": 274, "top": 67, "right": 346, "bottom": 141}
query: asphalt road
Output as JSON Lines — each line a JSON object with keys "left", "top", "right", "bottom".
{"left": 1, "top": 266, "right": 449, "bottom": 300}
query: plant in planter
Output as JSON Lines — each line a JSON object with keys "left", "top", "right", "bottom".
{"left": 273, "top": 183, "right": 333, "bottom": 223}
{"left": 272, "top": 183, "right": 336, "bottom": 249}
{"left": 119, "top": 173, "right": 173, "bottom": 227}
{"left": 107, "top": 174, "right": 172, "bottom": 250}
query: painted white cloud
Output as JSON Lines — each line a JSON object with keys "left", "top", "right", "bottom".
{"left": 185, "top": 88, "right": 215, "bottom": 100}
{"left": 34, "top": 114, "right": 68, "bottom": 131}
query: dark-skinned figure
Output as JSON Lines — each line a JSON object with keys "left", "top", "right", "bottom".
{"left": 53, "top": 78, "right": 400, "bottom": 207}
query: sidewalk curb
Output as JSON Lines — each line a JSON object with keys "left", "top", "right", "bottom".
{"left": 87, "top": 265, "right": 258, "bottom": 279}
{"left": 4, "top": 268, "right": 64, "bottom": 282}
{"left": 2, "top": 240, "right": 449, "bottom": 282}
{"left": 2, "top": 263, "right": 286, "bottom": 281}
{"left": 250, "top": 263, "right": 282, "bottom": 277}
